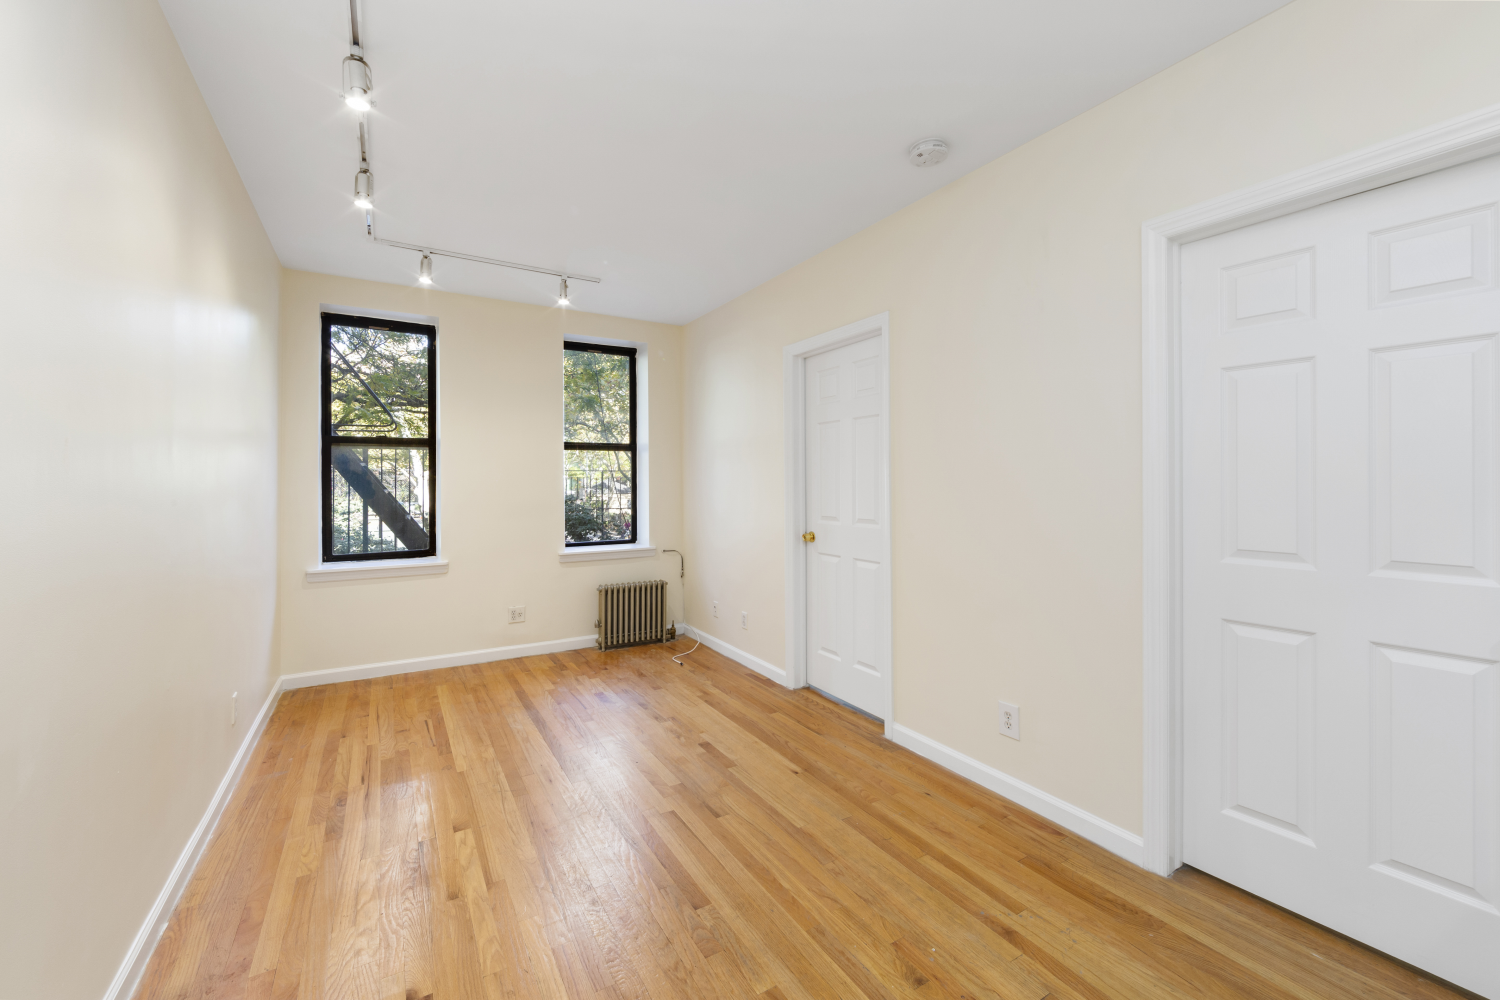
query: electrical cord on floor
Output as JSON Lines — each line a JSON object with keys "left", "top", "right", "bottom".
{"left": 662, "top": 548, "right": 700, "bottom": 664}
{"left": 672, "top": 630, "right": 702, "bottom": 664}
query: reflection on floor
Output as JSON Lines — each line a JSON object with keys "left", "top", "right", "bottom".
{"left": 136, "top": 640, "right": 1466, "bottom": 999}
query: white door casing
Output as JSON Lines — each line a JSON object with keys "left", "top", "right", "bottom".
{"left": 1178, "top": 154, "right": 1500, "bottom": 995}
{"left": 1144, "top": 105, "right": 1500, "bottom": 880}
{"left": 784, "top": 314, "right": 892, "bottom": 730}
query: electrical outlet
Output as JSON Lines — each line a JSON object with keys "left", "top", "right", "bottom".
{"left": 508, "top": 605, "right": 526, "bottom": 624}
{"left": 998, "top": 701, "right": 1020, "bottom": 741}
{"left": 740, "top": 611, "right": 748, "bottom": 629}
{"left": 713, "top": 601, "right": 719, "bottom": 618}
{"left": 231, "top": 692, "right": 238, "bottom": 726}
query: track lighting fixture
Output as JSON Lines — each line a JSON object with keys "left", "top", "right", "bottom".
{"left": 353, "top": 165, "right": 373, "bottom": 209}
{"left": 336, "top": 3, "right": 602, "bottom": 296}
{"left": 343, "top": 54, "right": 372, "bottom": 112}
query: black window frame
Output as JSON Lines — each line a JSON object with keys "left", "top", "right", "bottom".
{"left": 563, "top": 341, "right": 637, "bottom": 547}
{"left": 321, "top": 311, "right": 439, "bottom": 563}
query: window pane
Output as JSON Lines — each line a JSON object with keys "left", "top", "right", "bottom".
{"left": 330, "top": 324, "right": 430, "bottom": 438}
{"left": 565, "top": 450, "right": 633, "bottom": 543}
{"left": 330, "top": 445, "right": 432, "bottom": 554}
{"left": 564, "top": 349, "right": 631, "bottom": 444}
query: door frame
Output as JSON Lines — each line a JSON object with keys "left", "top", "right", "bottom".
{"left": 783, "top": 312, "right": 894, "bottom": 735}
{"left": 1141, "top": 103, "right": 1500, "bottom": 876}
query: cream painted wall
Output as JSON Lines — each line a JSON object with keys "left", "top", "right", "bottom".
{"left": 0, "top": 0, "right": 281, "bottom": 996}
{"left": 277, "top": 271, "right": 684, "bottom": 675}
{"left": 682, "top": 0, "right": 1500, "bottom": 836}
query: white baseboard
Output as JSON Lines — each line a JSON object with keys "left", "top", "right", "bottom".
{"left": 278, "top": 633, "right": 599, "bottom": 690}
{"left": 681, "top": 624, "right": 789, "bottom": 686}
{"left": 106, "top": 630, "right": 1142, "bottom": 1000}
{"left": 106, "top": 632, "right": 599, "bottom": 998}
{"left": 890, "top": 723, "right": 1145, "bottom": 868}
{"left": 104, "top": 675, "right": 286, "bottom": 1000}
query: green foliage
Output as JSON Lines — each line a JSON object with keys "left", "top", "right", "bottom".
{"left": 564, "top": 449, "right": 632, "bottom": 543}
{"left": 329, "top": 325, "right": 430, "bottom": 437}
{"left": 330, "top": 445, "right": 430, "bottom": 554}
{"left": 564, "top": 489, "right": 631, "bottom": 543}
{"left": 564, "top": 349, "right": 634, "bottom": 543}
{"left": 564, "top": 349, "right": 630, "bottom": 443}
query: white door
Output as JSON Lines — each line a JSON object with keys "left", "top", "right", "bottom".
{"left": 1182, "top": 154, "right": 1500, "bottom": 997}
{"left": 804, "top": 335, "right": 888, "bottom": 717}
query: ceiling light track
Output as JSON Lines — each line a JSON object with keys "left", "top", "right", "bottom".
{"left": 347, "top": 0, "right": 362, "bottom": 51}
{"left": 372, "top": 236, "right": 601, "bottom": 285}
{"left": 339, "top": 0, "right": 599, "bottom": 298}
{"left": 343, "top": 0, "right": 371, "bottom": 111}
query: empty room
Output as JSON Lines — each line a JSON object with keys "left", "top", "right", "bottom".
{"left": 5, "top": 0, "right": 1500, "bottom": 997}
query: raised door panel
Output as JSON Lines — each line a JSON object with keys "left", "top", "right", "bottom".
{"left": 1371, "top": 336, "right": 1495, "bottom": 584}
{"left": 1221, "top": 622, "right": 1316, "bottom": 844}
{"left": 853, "top": 415, "right": 879, "bottom": 526}
{"left": 1222, "top": 360, "right": 1316, "bottom": 568}
{"left": 813, "top": 551, "right": 842, "bottom": 665}
{"left": 852, "top": 559, "right": 881, "bottom": 678}
{"left": 1371, "top": 206, "right": 1497, "bottom": 307}
{"left": 1372, "top": 644, "right": 1498, "bottom": 912}
{"left": 815, "top": 420, "right": 841, "bottom": 524}
{"left": 1222, "top": 249, "right": 1315, "bottom": 330}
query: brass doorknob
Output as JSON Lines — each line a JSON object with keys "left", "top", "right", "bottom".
{"left": 802, "top": 531, "right": 816, "bottom": 542}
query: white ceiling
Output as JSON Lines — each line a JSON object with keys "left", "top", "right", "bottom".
{"left": 160, "top": 0, "right": 1287, "bottom": 325}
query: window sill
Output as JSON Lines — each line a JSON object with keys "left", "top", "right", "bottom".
{"left": 305, "top": 558, "right": 449, "bottom": 582}
{"left": 558, "top": 544, "right": 656, "bottom": 563}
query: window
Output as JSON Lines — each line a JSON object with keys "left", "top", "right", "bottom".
{"left": 322, "top": 313, "right": 437, "bottom": 562}
{"left": 564, "top": 342, "right": 636, "bottom": 546}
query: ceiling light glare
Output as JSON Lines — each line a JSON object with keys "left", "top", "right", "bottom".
{"left": 343, "top": 55, "right": 373, "bottom": 111}
{"left": 908, "top": 137, "right": 949, "bottom": 167}
{"left": 353, "top": 167, "right": 373, "bottom": 209}
{"left": 558, "top": 277, "right": 570, "bottom": 306}
{"left": 418, "top": 254, "right": 433, "bottom": 285}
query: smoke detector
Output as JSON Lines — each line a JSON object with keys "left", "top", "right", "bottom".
{"left": 908, "top": 137, "right": 949, "bottom": 167}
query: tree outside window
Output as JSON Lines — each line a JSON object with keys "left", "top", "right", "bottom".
{"left": 322, "top": 314, "right": 437, "bottom": 561}
{"left": 563, "top": 344, "right": 635, "bottom": 545}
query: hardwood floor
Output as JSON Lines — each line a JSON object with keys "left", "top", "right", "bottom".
{"left": 136, "top": 640, "right": 1467, "bottom": 1000}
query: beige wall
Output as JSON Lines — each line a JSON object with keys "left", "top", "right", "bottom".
{"left": 277, "top": 271, "right": 684, "bottom": 675}
{"left": 0, "top": 0, "right": 281, "bottom": 995}
{"left": 682, "top": 0, "right": 1500, "bottom": 835}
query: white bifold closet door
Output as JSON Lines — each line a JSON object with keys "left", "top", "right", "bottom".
{"left": 804, "top": 335, "right": 888, "bottom": 719}
{"left": 1182, "top": 153, "right": 1500, "bottom": 998}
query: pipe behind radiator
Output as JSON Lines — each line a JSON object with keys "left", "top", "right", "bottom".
{"left": 596, "top": 579, "right": 670, "bottom": 650}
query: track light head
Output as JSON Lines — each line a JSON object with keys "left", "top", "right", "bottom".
{"left": 343, "top": 55, "right": 373, "bottom": 111}
{"left": 353, "top": 167, "right": 373, "bottom": 209}
{"left": 558, "top": 277, "right": 570, "bottom": 307}
{"left": 418, "top": 254, "right": 433, "bottom": 285}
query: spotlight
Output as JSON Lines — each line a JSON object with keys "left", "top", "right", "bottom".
{"left": 558, "top": 277, "right": 570, "bottom": 306}
{"left": 418, "top": 254, "right": 433, "bottom": 285}
{"left": 353, "top": 167, "right": 373, "bottom": 209}
{"left": 343, "top": 55, "right": 372, "bottom": 111}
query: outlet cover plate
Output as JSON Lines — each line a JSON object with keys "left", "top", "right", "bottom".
{"left": 508, "top": 605, "right": 526, "bottom": 623}
{"left": 998, "top": 701, "right": 1020, "bottom": 740}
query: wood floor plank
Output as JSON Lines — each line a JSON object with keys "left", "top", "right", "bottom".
{"left": 134, "top": 640, "right": 1473, "bottom": 1000}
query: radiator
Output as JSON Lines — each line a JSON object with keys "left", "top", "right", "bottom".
{"left": 596, "top": 579, "right": 670, "bottom": 650}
